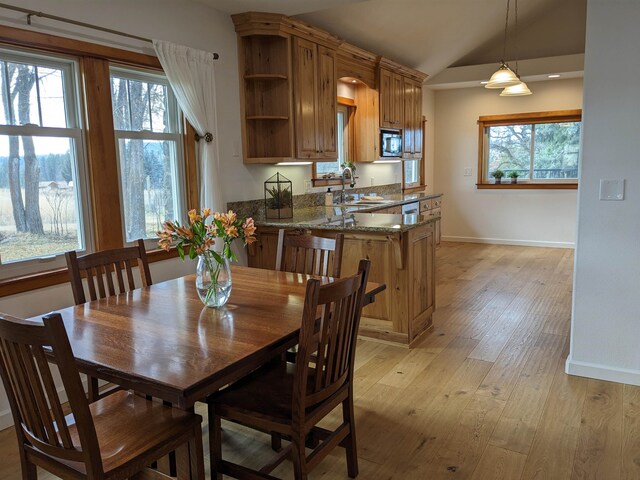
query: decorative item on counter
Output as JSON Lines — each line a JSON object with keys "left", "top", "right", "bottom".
{"left": 341, "top": 160, "right": 356, "bottom": 178}
{"left": 157, "top": 208, "right": 256, "bottom": 308}
{"left": 491, "top": 169, "right": 505, "bottom": 184}
{"left": 264, "top": 172, "right": 293, "bottom": 219}
{"left": 508, "top": 171, "right": 520, "bottom": 184}
{"left": 325, "top": 188, "right": 333, "bottom": 206}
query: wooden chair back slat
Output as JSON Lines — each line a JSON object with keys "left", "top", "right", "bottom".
{"left": 65, "top": 239, "right": 152, "bottom": 305}
{"left": 296, "top": 259, "right": 370, "bottom": 411}
{"left": 276, "top": 230, "right": 344, "bottom": 278}
{"left": 0, "top": 313, "right": 102, "bottom": 470}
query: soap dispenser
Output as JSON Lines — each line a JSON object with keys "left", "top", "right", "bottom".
{"left": 325, "top": 188, "right": 333, "bottom": 206}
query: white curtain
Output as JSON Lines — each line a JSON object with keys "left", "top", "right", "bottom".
{"left": 152, "top": 39, "right": 222, "bottom": 213}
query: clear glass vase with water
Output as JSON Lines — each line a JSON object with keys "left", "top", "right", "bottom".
{"left": 196, "top": 253, "right": 232, "bottom": 308}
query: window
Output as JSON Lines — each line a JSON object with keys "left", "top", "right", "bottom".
{"left": 478, "top": 110, "right": 581, "bottom": 188}
{"left": 314, "top": 104, "right": 350, "bottom": 178}
{"left": 0, "top": 50, "right": 89, "bottom": 278}
{"left": 403, "top": 159, "right": 420, "bottom": 188}
{"left": 110, "top": 68, "right": 185, "bottom": 242}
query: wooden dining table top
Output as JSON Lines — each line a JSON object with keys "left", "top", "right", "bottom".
{"left": 32, "top": 266, "right": 384, "bottom": 409}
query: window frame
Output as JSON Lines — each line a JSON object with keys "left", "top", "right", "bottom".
{"left": 402, "top": 116, "right": 425, "bottom": 192}
{"left": 0, "top": 48, "right": 94, "bottom": 280}
{"left": 110, "top": 66, "right": 187, "bottom": 246}
{"left": 477, "top": 110, "right": 581, "bottom": 189}
{"left": 0, "top": 24, "right": 198, "bottom": 297}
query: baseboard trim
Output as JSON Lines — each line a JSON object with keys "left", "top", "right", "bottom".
{"left": 565, "top": 357, "right": 640, "bottom": 386}
{"left": 442, "top": 235, "right": 575, "bottom": 249}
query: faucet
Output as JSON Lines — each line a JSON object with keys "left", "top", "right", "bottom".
{"left": 340, "top": 166, "right": 356, "bottom": 204}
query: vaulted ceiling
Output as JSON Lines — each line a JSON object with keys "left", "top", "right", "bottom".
{"left": 196, "top": 0, "right": 586, "bottom": 77}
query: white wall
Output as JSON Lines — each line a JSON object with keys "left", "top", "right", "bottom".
{"left": 432, "top": 78, "right": 583, "bottom": 247}
{"left": 566, "top": 0, "right": 640, "bottom": 385}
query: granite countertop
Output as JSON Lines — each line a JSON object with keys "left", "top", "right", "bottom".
{"left": 253, "top": 190, "right": 441, "bottom": 233}
{"left": 254, "top": 207, "right": 437, "bottom": 233}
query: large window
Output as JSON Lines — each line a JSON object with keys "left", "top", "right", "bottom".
{"left": 477, "top": 110, "right": 581, "bottom": 188}
{"left": 403, "top": 159, "right": 420, "bottom": 188}
{"left": 0, "top": 50, "right": 88, "bottom": 278}
{"left": 110, "top": 68, "right": 185, "bottom": 242}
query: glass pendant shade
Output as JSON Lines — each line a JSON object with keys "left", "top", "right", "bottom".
{"left": 485, "top": 62, "right": 520, "bottom": 89}
{"left": 500, "top": 80, "right": 532, "bottom": 96}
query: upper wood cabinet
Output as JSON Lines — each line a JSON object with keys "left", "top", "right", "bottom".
{"left": 292, "top": 39, "right": 337, "bottom": 160}
{"left": 232, "top": 13, "right": 427, "bottom": 164}
{"left": 403, "top": 77, "right": 423, "bottom": 159}
{"left": 380, "top": 68, "right": 404, "bottom": 129}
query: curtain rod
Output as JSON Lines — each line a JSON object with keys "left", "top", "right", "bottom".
{"left": 0, "top": 2, "right": 220, "bottom": 59}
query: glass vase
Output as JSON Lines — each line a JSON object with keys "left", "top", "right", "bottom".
{"left": 196, "top": 253, "right": 232, "bottom": 308}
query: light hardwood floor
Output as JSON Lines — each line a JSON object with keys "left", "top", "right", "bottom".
{"left": 1, "top": 242, "right": 639, "bottom": 479}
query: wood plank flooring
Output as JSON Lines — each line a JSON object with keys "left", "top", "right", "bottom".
{"left": 2, "top": 242, "right": 639, "bottom": 479}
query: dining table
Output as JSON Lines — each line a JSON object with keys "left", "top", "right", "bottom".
{"left": 32, "top": 265, "right": 385, "bottom": 411}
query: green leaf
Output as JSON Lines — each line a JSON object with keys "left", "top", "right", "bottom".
{"left": 189, "top": 245, "right": 197, "bottom": 259}
{"left": 177, "top": 244, "right": 185, "bottom": 260}
{"left": 211, "top": 250, "right": 223, "bottom": 264}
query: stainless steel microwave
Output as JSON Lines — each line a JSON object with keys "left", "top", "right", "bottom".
{"left": 380, "top": 130, "right": 402, "bottom": 157}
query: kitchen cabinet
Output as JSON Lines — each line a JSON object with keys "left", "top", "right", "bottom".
{"left": 403, "top": 77, "right": 423, "bottom": 159}
{"left": 419, "top": 195, "right": 442, "bottom": 245}
{"left": 249, "top": 223, "right": 436, "bottom": 346}
{"left": 293, "top": 38, "right": 337, "bottom": 160}
{"left": 379, "top": 68, "right": 403, "bottom": 129}
{"left": 353, "top": 83, "right": 379, "bottom": 162}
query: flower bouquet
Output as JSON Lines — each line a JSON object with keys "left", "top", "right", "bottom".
{"left": 158, "top": 208, "right": 256, "bottom": 307}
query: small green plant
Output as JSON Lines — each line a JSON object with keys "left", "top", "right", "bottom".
{"left": 266, "top": 186, "right": 292, "bottom": 209}
{"left": 491, "top": 170, "right": 505, "bottom": 179}
{"left": 508, "top": 171, "right": 520, "bottom": 179}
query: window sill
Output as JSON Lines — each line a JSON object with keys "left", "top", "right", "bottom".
{"left": 476, "top": 183, "right": 578, "bottom": 190}
{"left": 311, "top": 176, "right": 357, "bottom": 188}
{"left": 0, "top": 247, "right": 180, "bottom": 299}
{"left": 402, "top": 185, "right": 426, "bottom": 193}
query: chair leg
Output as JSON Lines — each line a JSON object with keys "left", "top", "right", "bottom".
{"left": 20, "top": 457, "right": 37, "bottom": 480}
{"left": 88, "top": 375, "right": 99, "bottom": 402}
{"left": 271, "top": 432, "right": 283, "bottom": 451}
{"left": 190, "top": 423, "right": 205, "bottom": 480}
{"left": 342, "top": 397, "right": 359, "bottom": 478}
{"left": 208, "top": 403, "right": 223, "bottom": 480}
{"left": 291, "top": 435, "right": 308, "bottom": 480}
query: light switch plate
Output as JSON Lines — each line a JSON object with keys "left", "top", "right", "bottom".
{"left": 464, "top": 167, "right": 473, "bottom": 176}
{"left": 599, "top": 179, "right": 625, "bottom": 200}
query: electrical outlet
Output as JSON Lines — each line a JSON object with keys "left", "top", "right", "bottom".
{"left": 304, "top": 180, "right": 312, "bottom": 193}
{"left": 464, "top": 167, "right": 473, "bottom": 176}
{"left": 370, "top": 177, "right": 375, "bottom": 186}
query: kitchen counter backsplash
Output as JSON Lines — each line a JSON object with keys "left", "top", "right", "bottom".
{"left": 227, "top": 183, "right": 402, "bottom": 218}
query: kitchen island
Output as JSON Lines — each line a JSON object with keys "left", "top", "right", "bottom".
{"left": 248, "top": 200, "right": 439, "bottom": 346}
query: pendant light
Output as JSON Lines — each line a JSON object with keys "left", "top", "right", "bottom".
{"left": 485, "top": 0, "right": 520, "bottom": 89}
{"left": 500, "top": 0, "right": 532, "bottom": 96}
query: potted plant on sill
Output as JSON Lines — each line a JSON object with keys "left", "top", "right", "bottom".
{"left": 491, "top": 170, "right": 505, "bottom": 184}
{"left": 509, "top": 171, "right": 520, "bottom": 184}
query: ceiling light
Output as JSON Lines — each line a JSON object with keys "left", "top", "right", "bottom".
{"left": 500, "top": 81, "right": 532, "bottom": 96}
{"left": 548, "top": 74, "right": 561, "bottom": 78}
{"left": 486, "top": 0, "right": 532, "bottom": 96}
{"left": 351, "top": 79, "right": 357, "bottom": 83}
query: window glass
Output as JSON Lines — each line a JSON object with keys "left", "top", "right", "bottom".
{"left": 110, "top": 69, "right": 183, "bottom": 242}
{"left": 316, "top": 108, "right": 346, "bottom": 176}
{"left": 404, "top": 159, "right": 419, "bottom": 186}
{"left": 485, "top": 120, "right": 580, "bottom": 182}
{"left": 0, "top": 54, "right": 86, "bottom": 272}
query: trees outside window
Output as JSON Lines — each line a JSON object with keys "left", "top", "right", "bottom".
{"left": 110, "top": 68, "right": 184, "bottom": 242}
{"left": 0, "top": 52, "right": 86, "bottom": 271}
{"left": 477, "top": 110, "right": 582, "bottom": 188}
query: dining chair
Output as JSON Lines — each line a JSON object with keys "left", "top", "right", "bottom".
{"left": 208, "top": 259, "right": 371, "bottom": 480}
{"left": 0, "top": 312, "right": 204, "bottom": 480}
{"left": 65, "top": 239, "right": 151, "bottom": 401}
{"left": 275, "top": 230, "right": 344, "bottom": 278}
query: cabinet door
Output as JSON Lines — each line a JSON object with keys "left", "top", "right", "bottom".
{"left": 391, "top": 72, "right": 404, "bottom": 127}
{"left": 293, "top": 37, "right": 319, "bottom": 159}
{"left": 403, "top": 77, "right": 415, "bottom": 158}
{"left": 354, "top": 83, "right": 380, "bottom": 162}
{"left": 316, "top": 45, "right": 337, "bottom": 159}
{"left": 379, "top": 68, "right": 394, "bottom": 129}
{"left": 413, "top": 83, "right": 423, "bottom": 159}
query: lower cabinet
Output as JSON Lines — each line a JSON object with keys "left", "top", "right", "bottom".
{"left": 249, "top": 224, "right": 436, "bottom": 346}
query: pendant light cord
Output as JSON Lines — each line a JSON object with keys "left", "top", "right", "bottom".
{"left": 502, "top": 0, "right": 510, "bottom": 63}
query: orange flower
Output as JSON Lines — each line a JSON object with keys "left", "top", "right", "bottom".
{"left": 245, "top": 235, "right": 257, "bottom": 245}
{"left": 176, "top": 226, "right": 194, "bottom": 239}
{"left": 225, "top": 210, "right": 237, "bottom": 226}
{"left": 224, "top": 225, "right": 239, "bottom": 238}
{"left": 188, "top": 209, "right": 202, "bottom": 224}
{"left": 242, "top": 217, "right": 256, "bottom": 237}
